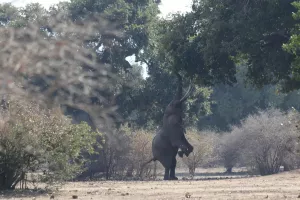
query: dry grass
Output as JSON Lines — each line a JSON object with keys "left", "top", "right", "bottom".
{"left": 2, "top": 168, "right": 300, "bottom": 200}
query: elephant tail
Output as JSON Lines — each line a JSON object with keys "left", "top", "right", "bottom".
{"left": 141, "top": 157, "right": 156, "bottom": 168}
{"left": 138, "top": 158, "right": 156, "bottom": 179}
{"left": 144, "top": 157, "right": 156, "bottom": 165}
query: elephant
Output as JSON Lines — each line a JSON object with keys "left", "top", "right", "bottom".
{"left": 143, "top": 73, "right": 194, "bottom": 180}
{"left": 151, "top": 128, "right": 193, "bottom": 180}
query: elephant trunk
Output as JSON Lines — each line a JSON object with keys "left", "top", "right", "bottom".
{"left": 175, "top": 72, "right": 183, "bottom": 101}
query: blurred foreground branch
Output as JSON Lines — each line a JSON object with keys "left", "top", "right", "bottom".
{"left": 0, "top": 10, "right": 123, "bottom": 130}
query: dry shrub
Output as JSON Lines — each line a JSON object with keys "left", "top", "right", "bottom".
{"left": 0, "top": 96, "right": 100, "bottom": 189}
{"left": 218, "top": 131, "right": 244, "bottom": 173}
{"left": 96, "top": 124, "right": 155, "bottom": 180}
{"left": 128, "top": 129, "right": 154, "bottom": 179}
{"left": 100, "top": 127, "right": 131, "bottom": 180}
{"left": 182, "top": 129, "right": 220, "bottom": 177}
{"left": 219, "top": 108, "right": 300, "bottom": 175}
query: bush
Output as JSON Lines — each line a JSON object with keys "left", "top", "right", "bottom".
{"left": 182, "top": 129, "right": 220, "bottom": 177}
{"left": 127, "top": 129, "right": 154, "bottom": 179}
{"left": 97, "top": 124, "right": 155, "bottom": 180}
{"left": 218, "top": 131, "right": 244, "bottom": 173}
{"left": 0, "top": 97, "right": 100, "bottom": 189}
{"left": 100, "top": 127, "right": 131, "bottom": 180}
{"left": 219, "top": 108, "right": 299, "bottom": 175}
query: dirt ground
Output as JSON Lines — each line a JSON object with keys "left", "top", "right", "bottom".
{"left": 2, "top": 168, "right": 300, "bottom": 200}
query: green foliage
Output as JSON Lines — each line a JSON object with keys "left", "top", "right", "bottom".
{"left": 0, "top": 98, "right": 100, "bottom": 189}
{"left": 153, "top": 13, "right": 237, "bottom": 86}
{"left": 191, "top": 0, "right": 296, "bottom": 89}
{"left": 0, "top": 3, "right": 19, "bottom": 26}
{"left": 0, "top": 3, "right": 48, "bottom": 27}
{"left": 133, "top": 69, "right": 213, "bottom": 129}
{"left": 42, "top": 121, "right": 100, "bottom": 183}
{"left": 282, "top": 1, "right": 300, "bottom": 90}
{"left": 134, "top": 0, "right": 300, "bottom": 131}
{"left": 67, "top": 0, "right": 160, "bottom": 73}
{"left": 59, "top": 0, "right": 164, "bottom": 129}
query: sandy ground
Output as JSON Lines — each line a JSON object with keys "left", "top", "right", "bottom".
{"left": 2, "top": 168, "right": 300, "bottom": 200}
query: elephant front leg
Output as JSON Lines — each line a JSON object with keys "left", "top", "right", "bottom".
{"left": 184, "top": 144, "right": 193, "bottom": 157}
{"left": 178, "top": 150, "right": 184, "bottom": 158}
{"left": 178, "top": 144, "right": 189, "bottom": 155}
{"left": 181, "top": 136, "right": 193, "bottom": 157}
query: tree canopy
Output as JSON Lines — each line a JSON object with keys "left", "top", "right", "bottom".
{"left": 1, "top": 0, "right": 300, "bottom": 131}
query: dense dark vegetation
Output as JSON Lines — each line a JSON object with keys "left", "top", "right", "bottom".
{"left": 0, "top": 0, "right": 300, "bottom": 189}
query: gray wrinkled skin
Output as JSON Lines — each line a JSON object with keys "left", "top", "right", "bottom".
{"left": 152, "top": 128, "right": 193, "bottom": 180}
{"left": 146, "top": 73, "right": 194, "bottom": 180}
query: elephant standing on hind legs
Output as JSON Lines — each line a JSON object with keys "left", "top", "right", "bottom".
{"left": 144, "top": 73, "right": 194, "bottom": 180}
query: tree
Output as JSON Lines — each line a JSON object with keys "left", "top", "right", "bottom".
{"left": 0, "top": 3, "right": 19, "bottom": 26}
{"left": 131, "top": 15, "right": 214, "bottom": 129}
{"left": 283, "top": 1, "right": 300, "bottom": 91}
{"left": 145, "top": 12, "right": 237, "bottom": 86}
{"left": 190, "top": 0, "right": 296, "bottom": 90}
{"left": 136, "top": 0, "right": 300, "bottom": 132}
{"left": 59, "top": 0, "right": 166, "bottom": 128}
{"left": 198, "top": 63, "right": 300, "bottom": 131}
{"left": 66, "top": 0, "right": 160, "bottom": 73}
{"left": 144, "top": 0, "right": 299, "bottom": 92}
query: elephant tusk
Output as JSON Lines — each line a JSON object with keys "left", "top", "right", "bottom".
{"left": 179, "top": 79, "right": 193, "bottom": 103}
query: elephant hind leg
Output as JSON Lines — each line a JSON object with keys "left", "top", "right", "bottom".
{"left": 163, "top": 168, "right": 170, "bottom": 180}
{"left": 169, "top": 156, "right": 178, "bottom": 180}
{"left": 157, "top": 156, "right": 173, "bottom": 180}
